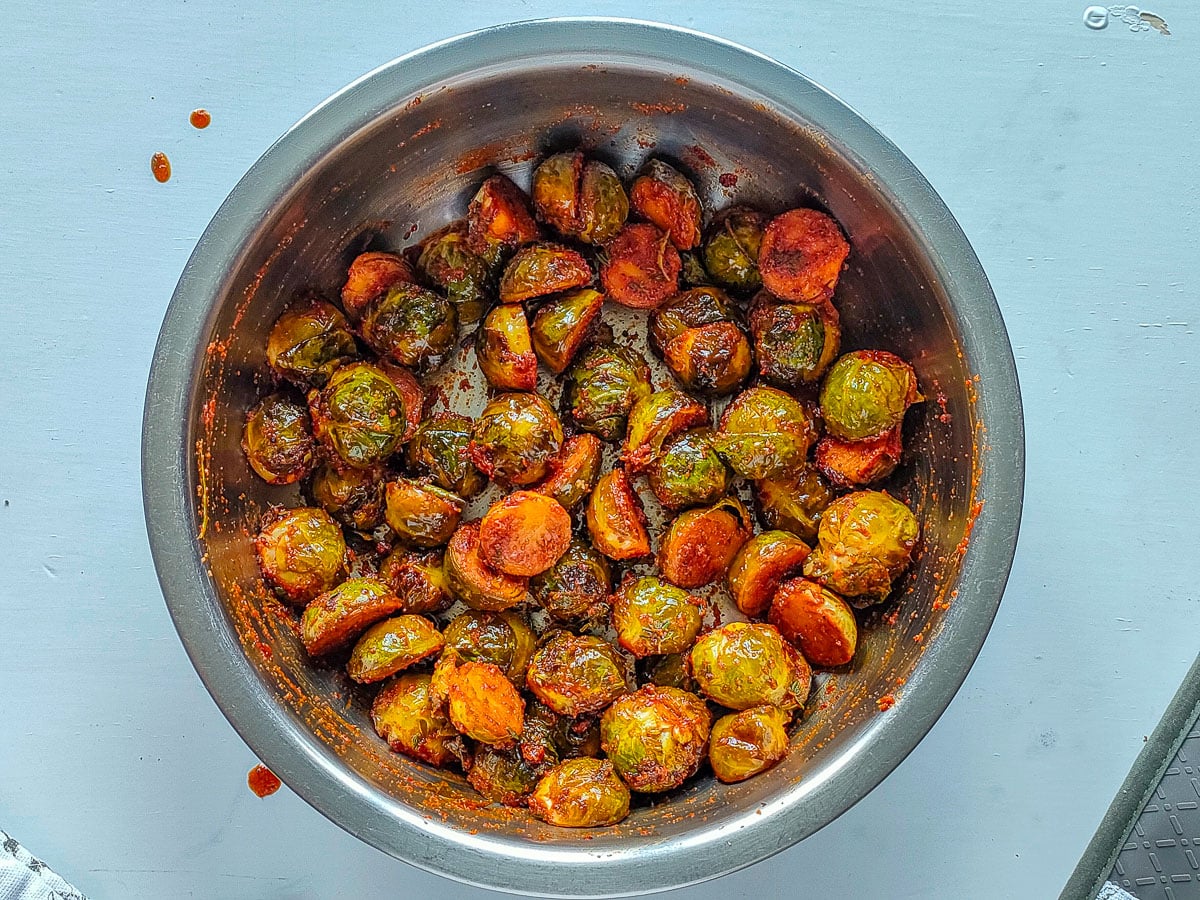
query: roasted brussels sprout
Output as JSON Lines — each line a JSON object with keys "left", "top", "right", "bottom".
{"left": 528, "top": 758, "right": 630, "bottom": 827}
{"left": 372, "top": 673, "right": 459, "bottom": 766}
{"left": 713, "top": 386, "right": 816, "bottom": 479}
{"left": 612, "top": 575, "right": 704, "bottom": 657}
{"left": 309, "top": 462, "right": 385, "bottom": 532}
{"left": 307, "top": 362, "right": 409, "bottom": 469}
{"left": 769, "top": 577, "right": 858, "bottom": 667}
{"left": 678, "top": 250, "right": 712, "bottom": 287}
{"left": 649, "top": 286, "right": 739, "bottom": 354}
{"left": 384, "top": 478, "right": 464, "bottom": 548}
{"left": 498, "top": 244, "right": 593, "bottom": 304}
{"left": 255, "top": 507, "right": 345, "bottom": 605}
{"left": 703, "top": 206, "right": 767, "bottom": 292}
{"left": 578, "top": 160, "right": 630, "bottom": 244}
{"left": 815, "top": 427, "right": 903, "bottom": 488}
{"left": 444, "top": 522, "right": 531, "bottom": 611}
{"left": 600, "top": 223, "right": 681, "bottom": 309}
{"left": 342, "top": 251, "right": 415, "bottom": 321}
{"left": 519, "top": 699, "right": 601, "bottom": 767}
{"left": 532, "top": 433, "right": 603, "bottom": 511}
{"left": 662, "top": 321, "right": 753, "bottom": 396}
{"left": 266, "top": 297, "right": 359, "bottom": 388}
{"left": 645, "top": 428, "right": 729, "bottom": 510}
{"left": 802, "top": 490, "right": 919, "bottom": 604}
{"left": 749, "top": 293, "right": 841, "bottom": 387}
{"left": 630, "top": 159, "right": 702, "bottom": 250}
{"left": 468, "top": 392, "right": 563, "bottom": 486}
{"left": 708, "top": 705, "right": 790, "bottom": 783}
{"left": 564, "top": 343, "right": 653, "bottom": 442}
{"left": 479, "top": 490, "right": 572, "bottom": 577}
{"left": 467, "top": 174, "right": 541, "bottom": 266}
{"left": 758, "top": 207, "right": 850, "bottom": 303}
{"left": 622, "top": 389, "right": 709, "bottom": 472}
{"left": 526, "top": 632, "right": 628, "bottom": 717}
{"left": 600, "top": 685, "right": 711, "bottom": 792}
{"left": 530, "top": 288, "right": 604, "bottom": 374}
{"left": 819, "top": 350, "right": 921, "bottom": 442}
{"left": 469, "top": 745, "right": 544, "bottom": 806}
{"left": 531, "top": 150, "right": 585, "bottom": 235}
{"left": 657, "top": 497, "right": 752, "bottom": 588}
{"left": 378, "top": 547, "right": 453, "bottom": 614}
{"left": 727, "top": 530, "right": 812, "bottom": 617}
{"left": 300, "top": 577, "right": 404, "bottom": 656}
{"left": 445, "top": 660, "right": 525, "bottom": 747}
{"left": 586, "top": 468, "right": 651, "bottom": 561}
{"left": 406, "top": 412, "right": 487, "bottom": 499}
{"left": 359, "top": 283, "right": 458, "bottom": 372}
{"left": 642, "top": 653, "right": 695, "bottom": 691}
{"left": 754, "top": 466, "right": 835, "bottom": 544}
{"left": 476, "top": 303, "right": 537, "bottom": 391}
{"left": 416, "top": 224, "right": 492, "bottom": 327}
{"left": 689, "top": 622, "right": 811, "bottom": 711}
{"left": 443, "top": 609, "right": 536, "bottom": 683}
{"left": 529, "top": 539, "right": 612, "bottom": 623}
{"left": 377, "top": 362, "right": 425, "bottom": 444}
{"left": 347, "top": 614, "right": 445, "bottom": 683}
{"left": 242, "top": 393, "right": 316, "bottom": 485}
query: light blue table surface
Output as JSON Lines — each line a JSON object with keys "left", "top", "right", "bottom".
{"left": 1, "top": 2, "right": 1197, "bottom": 897}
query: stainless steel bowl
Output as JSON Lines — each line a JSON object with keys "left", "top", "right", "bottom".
{"left": 142, "top": 18, "right": 1023, "bottom": 897}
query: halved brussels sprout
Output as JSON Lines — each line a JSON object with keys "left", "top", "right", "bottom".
{"left": 468, "top": 392, "right": 564, "bottom": 486}
{"left": 479, "top": 490, "right": 572, "bottom": 577}
{"left": 713, "top": 386, "right": 816, "bottom": 479}
{"left": 443, "top": 609, "right": 536, "bottom": 683}
{"left": 530, "top": 288, "right": 604, "bottom": 374}
{"left": 384, "top": 478, "right": 464, "bottom": 548}
{"left": 709, "top": 705, "right": 791, "bottom": 783}
{"left": 529, "top": 539, "right": 612, "bottom": 623}
{"left": 727, "top": 530, "right": 812, "bottom": 617}
{"left": 531, "top": 151, "right": 585, "bottom": 235}
{"left": 476, "top": 303, "right": 537, "bottom": 391}
{"left": 657, "top": 497, "right": 752, "bottom": 588}
{"left": 359, "top": 283, "right": 458, "bottom": 372}
{"left": 662, "top": 321, "right": 753, "bottom": 396}
{"left": 703, "top": 207, "right": 767, "bottom": 292}
{"left": 266, "top": 297, "right": 359, "bottom": 388}
{"left": 748, "top": 293, "right": 841, "bottom": 387}
{"left": 689, "top": 622, "right": 811, "bottom": 711}
{"left": 371, "top": 673, "right": 459, "bottom": 766}
{"left": 498, "top": 243, "right": 593, "bottom": 304}
{"left": 532, "top": 434, "right": 603, "bottom": 511}
{"left": 586, "top": 468, "right": 651, "bottom": 561}
{"left": 255, "top": 507, "right": 345, "bottom": 605}
{"left": 819, "top": 350, "right": 921, "bottom": 442}
{"left": 600, "top": 685, "right": 711, "bottom": 792}
{"left": 406, "top": 412, "right": 487, "bottom": 499}
{"left": 467, "top": 174, "right": 541, "bottom": 266}
{"left": 469, "top": 745, "right": 544, "bottom": 807}
{"left": 769, "top": 577, "right": 858, "bottom": 667}
{"left": 564, "top": 343, "right": 653, "bottom": 442}
{"left": 622, "top": 389, "right": 709, "bottom": 472}
{"left": 377, "top": 547, "right": 453, "bottom": 614}
{"left": 416, "top": 224, "right": 492, "bottom": 327}
{"left": 526, "top": 632, "right": 628, "bottom": 717}
{"left": 444, "top": 522, "right": 531, "bottom": 611}
{"left": 802, "top": 490, "right": 919, "bottom": 604}
{"left": 347, "top": 614, "right": 445, "bottom": 683}
{"left": 445, "top": 660, "right": 525, "bottom": 747}
{"left": 342, "top": 251, "right": 415, "bottom": 321}
{"left": 309, "top": 462, "right": 385, "bottom": 532}
{"left": 815, "top": 427, "right": 903, "bottom": 488}
{"left": 528, "top": 758, "right": 630, "bottom": 827}
{"left": 645, "top": 428, "right": 729, "bottom": 511}
{"left": 578, "top": 160, "right": 630, "bottom": 244}
{"left": 300, "top": 577, "right": 404, "bottom": 656}
{"left": 307, "top": 362, "right": 409, "bottom": 469}
{"left": 600, "top": 223, "right": 682, "bottom": 309}
{"left": 754, "top": 467, "right": 835, "bottom": 544}
{"left": 758, "top": 208, "right": 850, "bottom": 303}
{"left": 612, "top": 575, "right": 704, "bottom": 657}
{"left": 649, "top": 286, "right": 739, "bottom": 354}
{"left": 642, "top": 653, "right": 695, "bottom": 692}
{"left": 242, "top": 393, "right": 316, "bottom": 485}
{"left": 376, "top": 362, "right": 424, "bottom": 444}
{"left": 630, "top": 159, "right": 702, "bottom": 250}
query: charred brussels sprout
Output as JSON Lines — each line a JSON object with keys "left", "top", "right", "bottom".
{"left": 657, "top": 497, "right": 752, "bottom": 588}
{"left": 479, "top": 491, "right": 572, "bottom": 577}
{"left": 342, "top": 251, "right": 415, "bottom": 321}
{"left": 645, "top": 428, "right": 729, "bottom": 510}
{"left": 630, "top": 159, "right": 703, "bottom": 250}
{"left": 749, "top": 293, "right": 841, "bottom": 387}
{"left": 529, "top": 539, "right": 612, "bottom": 624}
{"left": 662, "top": 321, "right": 753, "bottom": 396}
{"left": 443, "top": 609, "right": 536, "bottom": 683}
{"left": 586, "top": 468, "right": 651, "bottom": 561}
{"left": 467, "top": 174, "right": 540, "bottom": 266}
{"left": 307, "top": 362, "right": 409, "bottom": 469}
{"left": 255, "top": 507, "right": 346, "bottom": 605}
{"left": 468, "top": 392, "right": 563, "bottom": 486}
{"left": 371, "top": 673, "right": 459, "bottom": 766}
{"left": 713, "top": 386, "right": 816, "bottom": 480}
{"left": 445, "top": 660, "right": 525, "bottom": 747}
{"left": 266, "top": 297, "right": 359, "bottom": 388}
{"left": 600, "top": 223, "right": 681, "bottom": 309}
{"left": 309, "top": 462, "right": 385, "bottom": 532}
{"left": 384, "top": 479, "right": 464, "bottom": 548}
{"left": 769, "top": 577, "right": 858, "bottom": 667}
{"left": 469, "top": 745, "right": 544, "bottom": 806}
{"left": 564, "top": 344, "right": 652, "bottom": 442}
{"left": 531, "top": 288, "right": 604, "bottom": 374}
{"left": 703, "top": 207, "right": 767, "bottom": 292}
{"left": 728, "top": 530, "right": 812, "bottom": 617}
{"left": 301, "top": 577, "right": 404, "bottom": 656}
{"left": 578, "top": 160, "right": 630, "bottom": 244}
{"left": 498, "top": 244, "right": 593, "bottom": 304}
{"left": 359, "top": 283, "right": 458, "bottom": 372}
{"left": 347, "top": 614, "right": 445, "bottom": 683}
{"left": 815, "top": 427, "right": 903, "bottom": 488}
{"left": 819, "top": 350, "right": 921, "bottom": 442}
{"left": 476, "top": 303, "right": 537, "bottom": 391}
{"left": 802, "top": 490, "right": 919, "bottom": 604}
{"left": 528, "top": 758, "right": 630, "bottom": 827}
{"left": 754, "top": 467, "right": 835, "bottom": 544}
{"left": 532, "top": 434, "right": 603, "bottom": 511}
{"left": 758, "top": 207, "right": 850, "bottom": 303}
{"left": 531, "top": 150, "right": 585, "bottom": 235}
{"left": 416, "top": 225, "right": 492, "bottom": 327}
{"left": 242, "top": 393, "right": 316, "bottom": 485}
{"left": 444, "top": 522, "right": 531, "bottom": 611}
{"left": 709, "top": 705, "right": 791, "bottom": 783}
{"left": 519, "top": 699, "right": 600, "bottom": 768}
{"left": 526, "top": 632, "right": 628, "bottom": 717}
{"left": 406, "top": 412, "right": 486, "bottom": 499}
{"left": 649, "top": 286, "right": 740, "bottom": 354}
{"left": 689, "top": 622, "right": 811, "bottom": 711}
{"left": 622, "top": 389, "right": 709, "bottom": 472}
{"left": 600, "top": 685, "right": 711, "bottom": 793}
{"left": 612, "top": 575, "right": 704, "bottom": 657}
{"left": 378, "top": 547, "right": 453, "bottom": 614}
{"left": 679, "top": 250, "right": 711, "bottom": 287}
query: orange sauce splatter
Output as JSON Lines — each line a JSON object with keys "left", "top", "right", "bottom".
{"left": 877, "top": 694, "right": 896, "bottom": 711}
{"left": 151, "top": 152, "right": 171, "bottom": 183}
{"left": 248, "top": 764, "right": 281, "bottom": 797}
{"left": 189, "top": 109, "right": 211, "bottom": 129}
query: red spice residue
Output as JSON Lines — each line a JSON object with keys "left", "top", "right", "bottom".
{"left": 189, "top": 108, "right": 211, "bottom": 129}
{"left": 150, "top": 152, "right": 171, "bottom": 183}
{"left": 255, "top": 640, "right": 273, "bottom": 658}
{"left": 410, "top": 119, "right": 443, "bottom": 141}
{"left": 673, "top": 75, "right": 689, "bottom": 86}
{"left": 247, "top": 764, "right": 281, "bottom": 797}
{"left": 877, "top": 694, "right": 896, "bottom": 711}
{"left": 631, "top": 101, "right": 686, "bottom": 116}
{"left": 719, "top": 172, "right": 738, "bottom": 188}
{"left": 685, "top": 144, "right": 716, "bottom": 168}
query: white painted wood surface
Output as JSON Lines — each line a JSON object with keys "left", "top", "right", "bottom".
{"left": 0, "top": 2, "right": 1196, "bottom": 897}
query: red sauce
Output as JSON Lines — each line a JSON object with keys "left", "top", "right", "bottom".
{"left": 247, "top": 764, "right": 281, "bottom": 797}
{"left": 719, "top": 172, "right": 738, "bottom": 188}
{"left": 189, "top": 108, "right": 211, "bottom": 129}
{"left": 877, "top": 694, "right": 896, "bottom": 711}
{"left": 150, "top": 152, "right": 171, "bottom": 183}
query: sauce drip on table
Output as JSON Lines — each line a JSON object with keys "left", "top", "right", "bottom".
{"left": 190, "top": 108, "right": 211, "bottom": 129}
{"left": 247, "top": 764, "right": 281, "bottom": 797}
{"left": 150, "top": 152, "right": 171, "bottom": 183}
